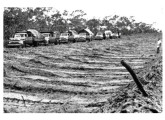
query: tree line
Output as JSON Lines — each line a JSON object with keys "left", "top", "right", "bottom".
{"left": 4, "top": 7, "right": 159, "bottom": 40}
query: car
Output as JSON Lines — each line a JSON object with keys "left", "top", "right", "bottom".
{"left": 86, "top": 33, "right": 94, "bottom": 42}
{"left": 67, "top": 30, "right": 79, "bottom": 43}
{"left": 111, "top": 33, "right": 120, "bottom": 39}
{"left": 78, "top": 33, "right": 87, "bottom": 42}
{"left": 104, "top": 30, "right": 112, "bottom": 39}
{"left": 41, "top": 32, "right": 52, "bottom": 45}
{"left": 95, "top": 32, "right": 104, "bottom": 40}
{"left": 53, "top": 31, "right": 61, "bottom": 43}
{"left": 8, "top": 32, "right": 28, "bottom": 48}
{"left": 41, "top": 31, "right": 59, "bottom": 45}
{"left": 78, "top": 28, "right": 94, "bottom": 42}
{"left": 7, "top": 31, "right": 36, "bottom": 48}
{"left": 59, "top": 33, "right": 69, "bottom": 44}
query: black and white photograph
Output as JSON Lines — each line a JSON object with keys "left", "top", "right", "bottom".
{"left": 2, "top": 0, "right": 164, "bottom": 116}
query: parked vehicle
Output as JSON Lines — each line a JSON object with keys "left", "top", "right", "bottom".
{"left": 111, "top": 33, "right": 120, "bottom": 39}
{"left": 8, "top": 29, "right": 47, "bottom": 48}
{"left": 78, "top": 28, "right": 94, "bottom": 42}
{"left": 78, "top": 33, "right": 87, "bottom": 42}
{"left": 27, "top": 29, "right": 46, "bottom": 46}
{"left": 86, "top": 34, "right": 94, "bottom": 41}
{"left": 67, "top": 30, "right": 79, "bottom": 43}
{"left": 104, "top": 30, "right": 112, "bottom": 39}
{"left": 95, "top": 32, "right": 104, "bottom": 40}
{"left": 53, "top": 31, "right": 61, "bottom": 42}
{"left": 8, "top": 31, "right": 28, "bottom": 48}
{"left": 41, "top": 31, "right": 60, "bottom": 45}
{"left": 59, "top": 33, "right": 69, "bottom": 44}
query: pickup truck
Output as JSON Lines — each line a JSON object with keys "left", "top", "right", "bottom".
{"left": 7, "top": 29, "right": 47, "bottom": 48}
{"left": 8, "top": 31, "right": 32, "bottom": 47}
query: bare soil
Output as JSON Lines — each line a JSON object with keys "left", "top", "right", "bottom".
{"left": 3, "top": 33, "right": 162, "bottom": 113}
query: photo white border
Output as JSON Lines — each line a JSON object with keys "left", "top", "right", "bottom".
{"left": 1, "top": 0, "right": 165, "bottom": 120}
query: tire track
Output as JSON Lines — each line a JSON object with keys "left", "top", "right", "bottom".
{"left": 4, "top": 34, "right": 157, "bottom": 112}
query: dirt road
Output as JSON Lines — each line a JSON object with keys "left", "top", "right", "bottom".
{"left": 3, "top": 33, "right": 160, "bottom": 112}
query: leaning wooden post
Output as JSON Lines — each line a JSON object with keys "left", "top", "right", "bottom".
{"left": 121, "top": 60, "right": 148, "bottom": 97}
{"left": 21, "top": 96, "right": 26, "bottom": 107}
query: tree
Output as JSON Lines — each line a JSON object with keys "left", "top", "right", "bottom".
{"left": 68, "top": 10, "right": 87, "bottom": 32}
{"left": 50, "top": 11, "right": 67, "bottom": 32}
{"left": 86, "top": 18, "right": 100, "bottom": 34}
{"left": 4, "top": 7, "right": 25, "bottom": 39}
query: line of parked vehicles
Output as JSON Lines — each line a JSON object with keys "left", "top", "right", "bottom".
{"left": 7, "top": 28, "right": 121, "bottom": 48}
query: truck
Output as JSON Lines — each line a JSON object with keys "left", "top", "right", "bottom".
{"left": 41, "top": 31, "right": 60, "bottom": 45}
{"left": 7, "top": 29, "right": 47, "bottom": 48}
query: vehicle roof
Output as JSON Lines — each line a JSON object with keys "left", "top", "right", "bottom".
{"left": 97, "top": 32, "right": 103, "bottom": 33}
{"left": 61, "top": 32, "right": 69, "bottom": 34}
{"left": 78, "top": 28, "right": 93, "bottom": 35}
{"left": 15, "top": 32, "right": 27, "bottom": 34}
{"left": 53, "top": 31, "right": 60, "bottom": 34}
{"left": 15, "top": 30, "right": 27, "bottom": 33}
{"left": 85, "top": 28, "right": 94, "bottom": 35}
{"left": 104, "top": 30, "right": 112, "bottom": 34}
{"left": 40, "top": 31, "right": 53, "bottom": 34}
{"left": 27, "top": 29, "right": 42, "bottom": 37}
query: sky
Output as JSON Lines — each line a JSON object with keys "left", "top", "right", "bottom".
{"left": 2, "top": 0, "right": 164, "bottom": 30}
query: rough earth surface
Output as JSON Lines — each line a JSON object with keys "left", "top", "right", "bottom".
{"left": 3, "top": 33, "right": 162, "bottom": 113}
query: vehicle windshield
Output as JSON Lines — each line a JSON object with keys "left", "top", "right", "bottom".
{"left": 79, "top": 33, "right": 86, "bottom": 36}
{"left": 97, "top": 32, "right": 102, "bottom": 35}
{"left": 14, "top": 33, "right": 27, "bottom": 38}
{"left": 72, "top": 31, "right": 78, "bottom": 35}
{"left": 61, "top": 33, "right": 68, "bottom": 36}
{"left": 42, "top": 33, "right": 50, "bottom": 37}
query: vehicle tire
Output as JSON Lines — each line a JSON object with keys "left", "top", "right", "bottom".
{"left": 24, "top": 43, "right": 27, "bottom": 47}
{"left": 21, "top": 44, "right": 24, "bottom": 48}
{"left": 33, "top": 41, "right": 38, "bottom": 47}
{"left": 44, "top": 40, "right": 48, "bottom": 46}
{"left": 73, "top": 39, "right": 76, "bottom": 43}
{"left": 57, "top": 40, "right": 59, "bottom": 45}
{"left": 23, "top": 41, "right": 26, "bottom": 48}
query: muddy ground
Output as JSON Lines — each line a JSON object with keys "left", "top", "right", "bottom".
{"left": 3, "top": 33, "right": 162, "bottom": 113}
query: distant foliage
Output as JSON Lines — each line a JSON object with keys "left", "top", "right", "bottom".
{"left": 4, "top": 7, "right": 159, "bottom": 40}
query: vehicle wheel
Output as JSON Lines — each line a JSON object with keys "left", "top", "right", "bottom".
{"left": 56, "top": 41, "right": 59, "bottom": 45}
{"left": 33, "top": 41, "right": 38, "bottom": 47}
{"left": 24, "top": 43, "right": 27, "bottom": 47}
{"left": 44, "top": 40, "right": 48, "bottom": 46}
{"left": 23, "top": 41, "right": 26, "bottom": 48}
